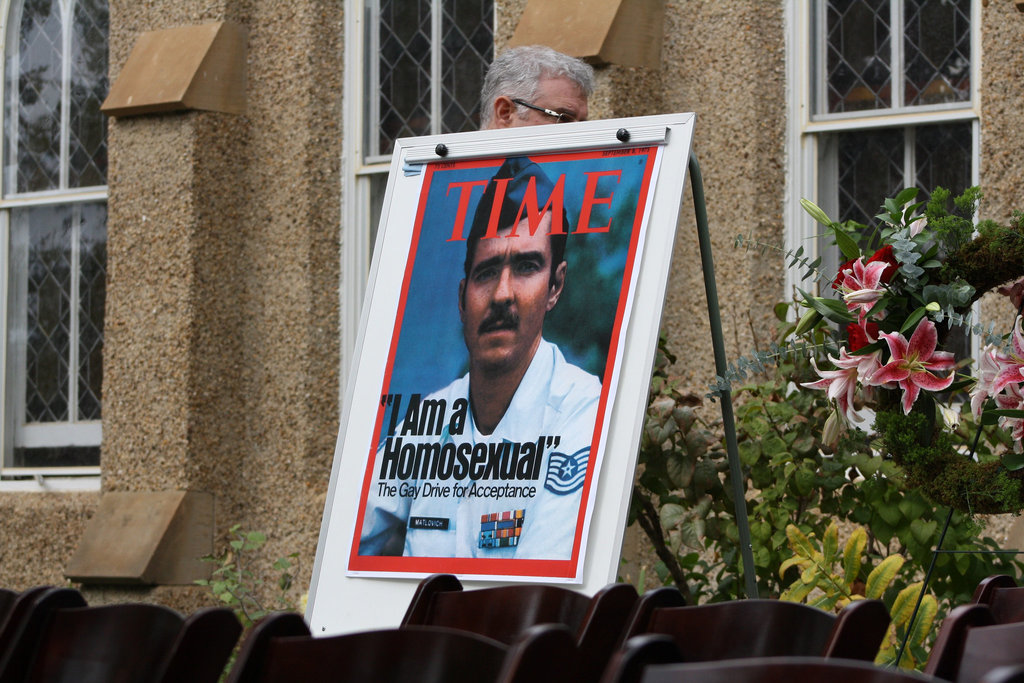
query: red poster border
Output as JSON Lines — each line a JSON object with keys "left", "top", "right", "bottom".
{"left": 347, "top": 146, "right": 659, "bottom": 579}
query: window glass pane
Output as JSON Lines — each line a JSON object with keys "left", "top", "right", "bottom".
{"left": 440, "top": 0, "right": 492, "bottom": 133}
{"left": 836, "top": 127, "right": 904, "bottom": 225}
{"left": 7, "top": 0, "right": 63, "bottom": 193}
{"left": 914, "top": 122, "right": 972, "bottom": 201}
{"left": 826, "top": 0, "right": 891, "bottom": 113}
{"left": 77, "top": 202, "right": 105, "bottom": 420}
{"left": 17, "top": 204, "right": 73, "bottom": 423}
{"left": 903, "top": 0, "right": 970, "bottom": 106}
{"left": 368, "top": 172, "right": 387, "bottom": 259}
{"left": 68, "top": 0, "right": 108, "bottom": 189}
{"left": 13, "top": 445, "right": 98, "bottom": 467}
{"left": 377, "top": 0, "right": 432, "bottom": 156}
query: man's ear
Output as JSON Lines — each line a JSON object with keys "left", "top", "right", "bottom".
{"left": 547, "top": 261, "right": 567, "bottom": 311}
{"left": 458, "top": 279, "right": 467, "bottom": 322}
{"left": 491, "top": 96, "right": 517, "bottom": 129}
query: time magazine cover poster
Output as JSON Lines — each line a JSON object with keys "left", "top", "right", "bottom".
{"left": 348, "top": 145, "right": 662, "bottom": 581}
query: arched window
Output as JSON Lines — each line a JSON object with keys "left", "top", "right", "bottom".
{"left": 1, "top": 0, "right": 108, "bottom": 478}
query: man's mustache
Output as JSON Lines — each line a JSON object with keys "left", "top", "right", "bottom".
{"left": 479, "top": 305, "right": 519, "bottom": 334}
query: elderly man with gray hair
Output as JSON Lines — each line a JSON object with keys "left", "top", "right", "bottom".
{"left": 480, "top": 45, "right": 594, "bottom": 130}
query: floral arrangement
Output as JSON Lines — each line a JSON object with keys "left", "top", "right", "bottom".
{"left": 786, "top": 187, "right": 1024, "bottom": 514}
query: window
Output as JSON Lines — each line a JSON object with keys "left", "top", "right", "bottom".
{"left": 786, "top": 0, "right": 978, "bottom": 296}
{"left": 1, "top": 0, "right": 108, "bottom": 478}
{"left": 342, "top": 0, "right": 493, "bottom": 374}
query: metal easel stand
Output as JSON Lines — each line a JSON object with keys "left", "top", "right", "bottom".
{"left": 688, "top": 155, "right": 759, "bottom": 600}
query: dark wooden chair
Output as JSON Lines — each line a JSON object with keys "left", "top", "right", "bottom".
{"left": 615, "top": 587, "right": 687, "bottom": 649}
{"left": 0, "top": 593, "right": 240, "bottom": 683}
{"left": 923, "top": 603, "right": 1024, "bottom": 683}
{"left": 0, "top": 586, "right": 87, "bottom": 682}
{"left": 618, "top": 656, "right": 937, "bottom": 683}
{"left": 401, "top": 573, "right": 638, "bottom": 682}
{"left": 226, "top": 611, "right": 578, "bottom": 683}
{"left": 622, "top": 598, "right": 889, "bottom": 663}
{"left": 972, "top": 574, "right": 1024, "bottom": 624}
{"left": 0, "top": 590, "right": 17, "bottom": 628}
{"left": 981, "top": 664, "right": 1024, "bottom": 683}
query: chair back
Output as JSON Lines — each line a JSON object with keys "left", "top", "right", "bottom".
{"left": 637, "top": 600, "right": 837, "bottom": 662}
{"left": 634, "top": 656, "right": 937, "bottom": 683}
{"left": 972, "top": 575, "right": 1024, "bottom": 624}
{"left": 617, "top": 587, "right": 686, "bottom": 648}
{"left": 0, "top": 590, "right": 16, "bottom": 629}
{"left": 0, "top": 587, "right": 87, "bottom": 683}
{"left": 227, "top": 612, "right": 577, "bottom": 683}
{"left": 924, "top": 603, "right": 996, "bottom": 680}
{"left": 402, "top": 574, "right": 637, "bottom": 682}
{"left": 4, "top": 601, "right": 238, "bottom": 683}
{"left": 927, "top": 606, "right": 1024, "bottom": 683}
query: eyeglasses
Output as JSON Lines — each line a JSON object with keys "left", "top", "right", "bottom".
{"left": 511, "top": 98, "right": 577, "bottom": 123}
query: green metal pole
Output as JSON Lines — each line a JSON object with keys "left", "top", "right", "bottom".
{"left": 688, "top": 155, "right": 759, "bottom": 599}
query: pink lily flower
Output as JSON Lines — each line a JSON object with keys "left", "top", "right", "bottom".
{"left": 802, "top": 348, "right": 880, "bottom": 424}
{"left": 870, "top": 319, "right": 957, "bottom": 414}
{"left": 994, "top": 383, "right": 1024, "bottom": 454}
{"left": 991, "top": 316, "right": 1024, "bottom": 397}
{"left": 969, "top": 345, "right": 1001, "bottom": 419}
{"left": 836, "top": 257, "right": 890, "bottom": 318}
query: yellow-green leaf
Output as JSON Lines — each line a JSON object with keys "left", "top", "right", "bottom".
{"left": 785, "top": 524, "right": 818, "bottom": 559}
{"left": 865, "top": 554, "right": 905, "bottom": 600}
{"left": 843, "top": 526, "right": 868, "bottom": 589}
{"left": 781, "top": 579, "right": 815, "bottom": 603}
{"left": 822, "top": 522, "right": 839, "bottom": 567}
{"left": 779, "top": 556, "right": 809, "bottom": 578}
{"left": 889, "top": 581, "right": 924, "bottom": 628}
{"left": 906, "top": 594, "right": 938, "bottom": 646}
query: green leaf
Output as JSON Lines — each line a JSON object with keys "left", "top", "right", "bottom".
{"left": 893, "top": 187, "right": 919, "bottom": 209}
{"left": 910, "top": 519, "right": 938, "bottom": 546}
{"left": 898, "top": 308, "right": 929, "bottom": 335}
{"left": 865, "top": 554, "right": 904, "bottom": 599}
{"left": 798, "top": 289, "right": 857, "bottom": 324}
{"left": 1004, "top": 451, "right": 1024, "bottom": 472}
{"left": 830, "top": 224, "right": 862, "bottom": 261}
{"left": 781, "top": 578, "right": 815, "bottom": 603}
{"left": 889, "top": 582, "right": 924, "bottom": 628}
{"left": 909, "top": 598, "right": 937, "bottom": 651}
{"left": 843, "top": 527, "right": 867, "bottom": 587}
{"left": 785, "top": 524, "right": 818, "bottom": 560}
{"left": 822, "top": 522, "right": 839, "bottom": 567}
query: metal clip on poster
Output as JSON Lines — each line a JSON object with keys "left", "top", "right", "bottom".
{"left": 687, "top": 155, "right": 759, "bottom": 600}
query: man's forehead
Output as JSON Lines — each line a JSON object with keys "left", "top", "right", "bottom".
{"left": 470, "top": 219, "right": 554, "bottom": 266}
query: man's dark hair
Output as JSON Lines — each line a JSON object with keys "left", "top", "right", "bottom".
{"left": 463, "top": 156, "right": 568, "bottom": 286}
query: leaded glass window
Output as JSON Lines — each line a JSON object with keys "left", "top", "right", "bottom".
{"left": 807, "top": 0, "right": 976, "bottom": 233}
{"left": 2, "top": 0, "right": 108, "bottom": 475}
{"left": 816, "top": 0, "right": 971, "bottom": 117}
{"left": 344, "top": 0, "right": 493, "bottom": 364}
{"left": 364, "top": 0, "right": 493, "bottom": 162}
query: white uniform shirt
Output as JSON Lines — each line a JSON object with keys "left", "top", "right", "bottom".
{"left": 359, "top": 338, "right": 601, "bottom": 560}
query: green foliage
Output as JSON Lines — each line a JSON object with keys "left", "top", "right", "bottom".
{"left": 775, "top": 520, "right": 937, "bottom": 670}
{"left": 195, "top": 524, "right": 300, "bottom": 629}
{"left": 633, "top": 331, "right": 1022, "bottom": 608}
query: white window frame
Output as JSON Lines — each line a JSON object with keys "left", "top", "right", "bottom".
{"left": 0, "top": 0, "right": 106, "bottom": 489}
{"left": 341, "top": 0, "right": 493, "bottom": 401}
{"left": 784, "top": 0, "right": 981, "bottom": 302}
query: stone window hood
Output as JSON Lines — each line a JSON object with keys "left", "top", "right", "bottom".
{"left": 101, "top": 21, "right": 247, "bottom": 117}
{"left": 65, "top": 491, "right": 214, "bottom": 585}
{"left": 509, "top": 0, "right": 665, "bottom": 69}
